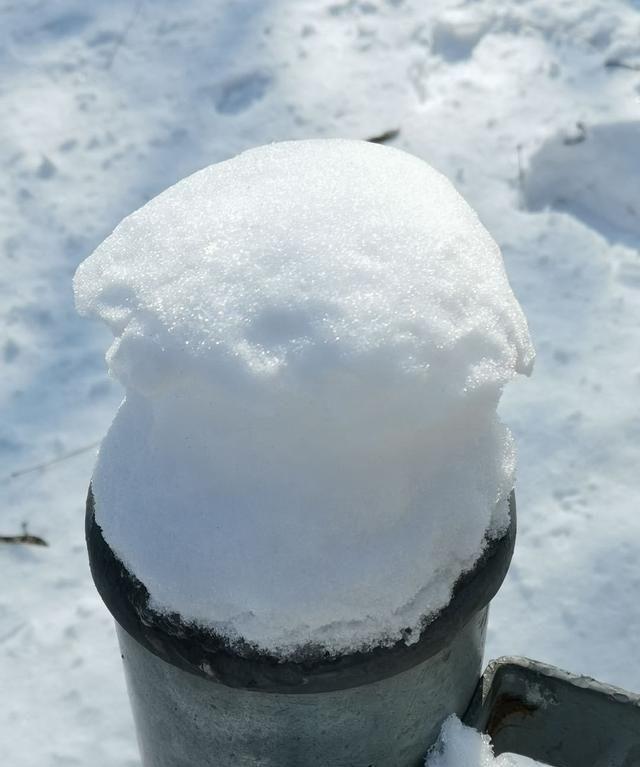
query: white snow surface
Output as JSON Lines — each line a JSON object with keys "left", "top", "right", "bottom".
{"left": 3, "top": 0, "right": 640, "bottom": 764}
{"left": 425, "top": 716, "right": 541, "bottom": 767}
{"left": 74, "top": 139, "right": 532, "bottom": 654}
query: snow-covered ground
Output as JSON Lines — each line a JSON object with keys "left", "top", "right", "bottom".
{"left": 1, "top": 0, "right": 639, "bottom": 764}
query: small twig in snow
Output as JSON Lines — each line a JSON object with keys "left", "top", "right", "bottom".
{"left": 563, "top": 121, "right": 587, "bottom": 146}
{"left": 367, "top": 129, "right": 400, "bottom": 144}
{"left": 3, "top": 440, "right": 100, "bottom": 482}
{"left": 0, "top": 522, "right": 48, "bottom": 547}
{"left": 104, "top": 0, "right": 145, "bottom": 71}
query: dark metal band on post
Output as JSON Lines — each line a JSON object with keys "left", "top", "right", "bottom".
{"left": 86, "top": 488, "right": 516, "bottom": 694}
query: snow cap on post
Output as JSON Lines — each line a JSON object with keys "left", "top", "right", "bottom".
{"left": 74, "top": 139, "right": 534, "bottom": 658}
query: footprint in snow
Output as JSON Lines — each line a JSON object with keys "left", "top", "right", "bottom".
{"left": 522, "top": 121, "right": 640, "bottom": 245}
{"left": 12, "top": 12, "right": 90, "bottom": 46}
{"left": 42, "top": 12, "right": 90, "bottom": 37}
{"left": 213, "top": 72, "right": 273, "bottom": 115}
{"left": 3, "top": 339, "right": 20, "bottom": 363}
{"left": 430, "top": 13, "right": 492, "bottom": 62}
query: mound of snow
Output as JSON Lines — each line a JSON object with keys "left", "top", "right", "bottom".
{"left": 523, "top": 121, "right": 640, "bottom": 242}
{"left": 74, "top": 139, "right": 533, "bottom": 656}
{"left": 425, "top": 716, "right": 535, "bottom": 766}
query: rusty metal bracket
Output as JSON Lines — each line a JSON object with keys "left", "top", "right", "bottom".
{"left": 464, "top": 657, "right": 640, "bottom": 766}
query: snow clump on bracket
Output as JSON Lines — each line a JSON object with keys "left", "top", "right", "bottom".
{"left": 74, "top": 139, "right": 534, "bottom": 657}
{"left": 424, "top": 716, "right": 522, "bottom": 766}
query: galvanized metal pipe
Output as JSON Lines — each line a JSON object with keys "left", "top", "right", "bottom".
{"left": 118, "top": 610, "right": 487, "bottom": 767}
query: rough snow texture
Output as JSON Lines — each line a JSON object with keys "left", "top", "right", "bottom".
{"left": 74, "top": 139, "right": 533, "bottom": 655}
{"left": 425, "top": 716, "right": 539, "bottom": 767}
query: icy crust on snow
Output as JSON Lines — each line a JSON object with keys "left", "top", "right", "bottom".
{"left": 74, "top": 139, "right": 533, "bottom": 656}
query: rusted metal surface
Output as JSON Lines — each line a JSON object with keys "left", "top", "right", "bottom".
{"left": 465, "top": 657, "right": 640, "bottom": 767}
{"left": 485, "top": 694, "right": 538, "bottom": 741}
